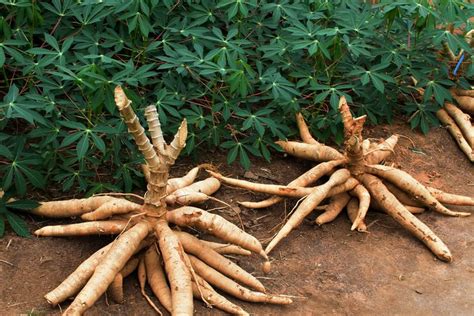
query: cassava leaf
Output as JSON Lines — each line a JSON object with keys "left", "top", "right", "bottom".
{"left": 0, "top": 216, "right": 4, "bottom": 237}
{"left": 5, "top": 211, "right": 30, "bottom": 237}
{"left": 0, "top": 0, "right": 470, "bottom": 194}
{"left": 7, "top": 199, "right": 40, "bottom": 210}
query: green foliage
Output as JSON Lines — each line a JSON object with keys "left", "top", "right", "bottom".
{"left": 0, "top": 190, "right": 39, "bottom": 237}
{"left": 0, "top": 0, "right": 472, "bottom": 196}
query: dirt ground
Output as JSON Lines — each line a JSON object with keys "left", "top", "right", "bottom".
{"left": 1, "top": 121, "right": 473, "bottom": 316}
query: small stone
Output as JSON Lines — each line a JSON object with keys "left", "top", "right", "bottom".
{"left": 40, "top": 256, "right": 53, "bottom": 264}
{"left": 243, "top": 171, "right": 259, "bottom": 180}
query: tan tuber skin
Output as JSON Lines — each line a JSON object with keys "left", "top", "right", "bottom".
{"left": 216, "top": 96, "right": 472, "bottom": 262}
{"left": 107, "top": 256, "right": 140, "bottom": 303}
{"left": 416, "top": 83, "right": 473, "bottom": 162}
{"left": 32, "top": 86, "right": 292, "bottom": 316}
{"left": 433, "top": 88, "right": 474, "bottom": 162}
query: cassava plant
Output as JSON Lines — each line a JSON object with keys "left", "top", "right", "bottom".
{"left": 210, "top": 97, "right": 474, "bottom": 261}
{"left": 1, "top": 1, "right": 473, "bottom": 196}
{"left": 31, "top": 86, "right": 292, "bottom": 316}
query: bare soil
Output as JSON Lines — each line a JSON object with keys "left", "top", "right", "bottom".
{"left": 1, "top": 121, "right": 473, "bottom": 316}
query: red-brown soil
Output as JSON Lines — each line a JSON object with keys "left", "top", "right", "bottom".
{"left": 1, "top": 121, "right": 473, "bottom": 315}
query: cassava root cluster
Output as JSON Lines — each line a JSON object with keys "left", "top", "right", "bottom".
{"left": 439, "top": 30, "right": 474, "bottom": 162}
{"left": 437, "top": 87, "right": 474, "bottom": 162}
{"left": 32, "top": 86, "right": 292, "bottom": 316}
{"left": 211, "top": 97, "right": 473, "bottom": 261}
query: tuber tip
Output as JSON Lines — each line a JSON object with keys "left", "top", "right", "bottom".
{"left": 262, "top": 261, "right": 271, "bottom": 274}
{"left": 439, "top": 252, "right": 453, "bottom": 263}
{"left": 350, "top": 222, "right": 358, "bottom": 231}
{"left": 33, "top": 229, "right": 43, "bottom": 236}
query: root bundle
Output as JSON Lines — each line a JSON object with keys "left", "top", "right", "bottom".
{"left": 212, "top": 97, "right": 473, "bottom": 262}
{"left": 437, "top": 88, "right": 474, "bottom": 162}
{"left": 33, "top": 87, "right": 291, "bottom": 315}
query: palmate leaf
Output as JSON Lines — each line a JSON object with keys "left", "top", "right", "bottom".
{"left": 225, "top": 143, "right": 238, "bottom": 165}
{"left": 17, "top": 165, "right": 45, "bottom": 189}
{"left": 0, "top": 47, "right": 5, "bottom": 67}
{"left": 422, "top": 79, "right": 453, "bottom": 106}
{"left": 10, "top": 104, "right": 45, "bottom": 125}
{"left": 0, "top": 196, "right": 32, "bottom": 238}
{"left": 14, "top": 168, "right": 27, "bottom": 196}
{"left": 44, "top": 33, "right": 60, "bottom": 51}
{"left": 5, "top": 210, "right": 30, "bottom": 237}
{"left": 227, "top": 69, "right": 251, "bottom": 97}
{"left": 59, "top": 121, "right": 87, "bottom": 130}
{"left": 221, "top": 139, "right": 259, "bottom": 170}
{"left": 7, "top": 199, "right": 40, "bottom": 210}
{"left": 370, "top": 75, "right": 385, "bottom": 93}
{"left": 1, "top": 167, "right": 14, "bottom": 193}
{"left": 1, "top": 85, "right": 45, "bottom": 125}
{"left": 0, "top": 144, "right": 13, "bottom": 160}
{"left": 61, "top": 132, "right": 83, "bottom": 148}
{"left": 0, "top": 215, "right": 4, "bottom": 237}
{"left": 90, "top": 132, "right": 106, "bottom": 153}
{"left": 239, "top": 146, "right": 251, "bottom": 170}
{"left": 0, "top": 0, "right": 471, "bottom": 194}
{"left": 0, "top": 138, "right": 44, "bottom": 195}
{"left": 77, "top": 134, "right": 90, "bottom": 159}
{"left": 216, "top": 0, "right": 255, "bottom": 19}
